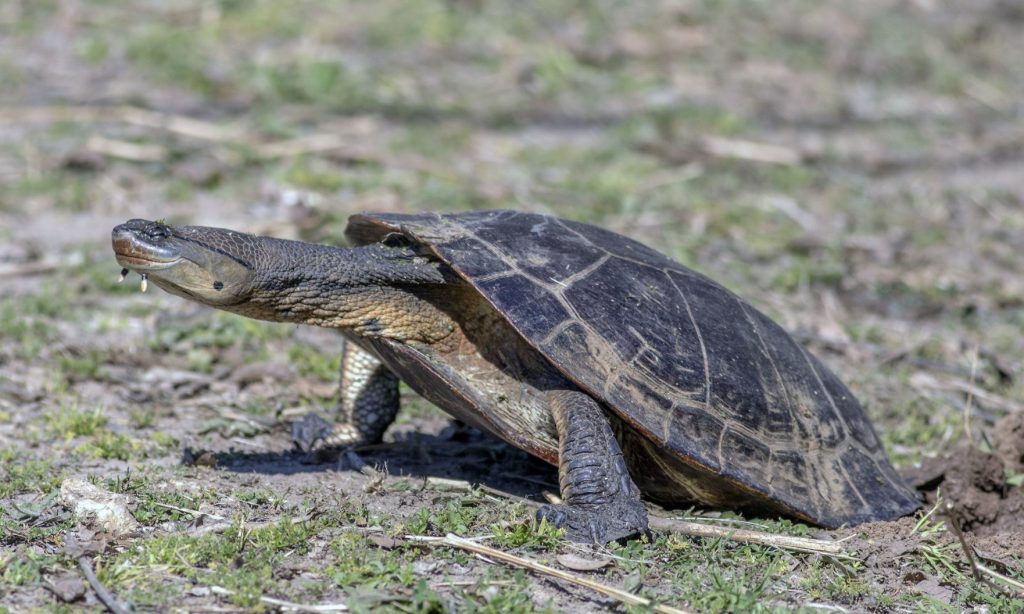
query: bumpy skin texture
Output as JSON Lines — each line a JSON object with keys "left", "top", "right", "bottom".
{"left": 292, "top": 340, "right": 401, "bottom": 451}
{"left": 537, "top": 391, "right": 649, "bottom": 543}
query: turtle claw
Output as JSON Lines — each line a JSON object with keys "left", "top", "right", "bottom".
{"left": 291, "top": 412, "right": 335, "bottom": 453}
{"left": 536, "top": 502, "right": 649, "bottom": 544}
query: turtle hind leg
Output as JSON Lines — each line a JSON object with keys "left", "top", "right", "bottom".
{"left": 292, "top": 340, "right": 399, "bottom": 452}
{"left": 536, "top": 390, "right": 649, "bottom": 544}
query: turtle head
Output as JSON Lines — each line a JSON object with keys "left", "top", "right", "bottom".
{"left": 111, "top": 219, "right": 256, "bottom": 306}
{"left": 112, "top": 218, "right": 452, "bottom": 339}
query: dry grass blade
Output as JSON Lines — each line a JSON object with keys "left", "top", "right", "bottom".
{"left": 210, "top": 586, "right": 349, "bottom": 612}
{"left": 86, "top": 135, "right": 166, "bottom": 162}
{"left": 699, "top": 136, "right": 803, "bottom": 165}
{"left": 251, "top": 133, "right": 354, "bottom": 159}
{"left": 151, "top": 501, "right": 227, "bottom": 521}
{"left": 945, "top": 506, "right": 1024, "bottom": 598}
{"left": 0, "top": 105, "right": 245, "bottom": 142}
{"left": 910, "top": 371, "right": 1023, "bottom": 414}
{"left": 407, "top": 533, "right": 694, "bottom": 614}
{"left": 976, "top": 564, "right": 1024, "bottom": 596}
{"left": 188, "top": 514, "right": 314, "bottom": 537}
{"left": 416, "top": 478, "right": 849, "bottom": 558}
{"left": 648, "top": 517, "right": 851, "bottom": 557}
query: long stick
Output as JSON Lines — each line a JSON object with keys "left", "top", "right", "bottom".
{"left": 648, "top": 517, "right": 851, "bottom": 557}
{"left": 78, "top": 556, "right": 130, "bottom": 614}
{"left": 409, "top": 534, "right": 694, "bottom": 614}
{"left": 417, "top": 477, "right": 850, "bottom": 558}
{"left": 210, "top": 586, "right": 349, "bottom": 612}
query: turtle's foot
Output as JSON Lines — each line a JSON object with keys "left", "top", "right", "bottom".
{"left": 291, "top": 412, "right": 365, "bottom": 453}
{"left": 536, "top": 501, "right": 649, "bottom": 544}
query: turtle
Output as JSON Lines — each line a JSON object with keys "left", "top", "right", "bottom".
{"left": 111, "top": 209, "right": 920, "bottom": 542}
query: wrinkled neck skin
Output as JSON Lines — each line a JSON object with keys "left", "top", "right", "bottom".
{"left": 220, "top": 238, "right": 456, "bottom": 344}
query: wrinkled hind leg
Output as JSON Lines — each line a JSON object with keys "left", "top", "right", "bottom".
{"left": 292, "top": 340, "right": 399, "bottom": 451}
{"left": 535, "top": 390, "right": 649, "bottom": 543}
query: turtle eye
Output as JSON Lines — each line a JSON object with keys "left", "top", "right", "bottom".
{"left": 381, "top": 233, "right": 412, "bottom": 249}
{"left": 145, "top": 224, "right": 172, "bottom": 240}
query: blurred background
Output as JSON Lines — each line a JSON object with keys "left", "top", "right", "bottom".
{"left": 2, "top": 0, "right": 1021, "bottom": 455}
{"left": 0, "top": 0, "right": 1022, "bottom": 609}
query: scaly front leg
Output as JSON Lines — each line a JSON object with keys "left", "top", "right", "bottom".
{"left": 292, "top": 339, "right": 400, "bottom": 451}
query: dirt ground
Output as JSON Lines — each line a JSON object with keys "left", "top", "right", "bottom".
{"left": 1, "top": 1, "right": 1023, "bottom": 612}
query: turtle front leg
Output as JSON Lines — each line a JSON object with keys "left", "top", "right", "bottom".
{"left": 292, "top": 339, "right": 400, "bottom": 451}
{"left": 536, "top": 390, "right": 649, "bottom": 543}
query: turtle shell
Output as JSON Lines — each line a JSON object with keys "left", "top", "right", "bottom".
{"left": 346, "top": 210, "right": 919, "bottom": 527}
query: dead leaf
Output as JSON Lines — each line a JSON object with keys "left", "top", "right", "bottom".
{"left": 556, "top": 552, "right": 613, "bottom": 572}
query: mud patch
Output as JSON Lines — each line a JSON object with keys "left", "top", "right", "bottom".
{"left": 993, "top": 411, "right": 1024, "bottom": 475}
{"left": 903, "top": 413, "right": 1024, "bottom": 537}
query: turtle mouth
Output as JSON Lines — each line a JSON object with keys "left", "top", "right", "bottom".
{"left": 111, "top": 220, "right": 184, "bottom": 271}
{"left": 112, "top": 252, "right": 183, "bottom": 269}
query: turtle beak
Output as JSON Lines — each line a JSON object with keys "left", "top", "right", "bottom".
{"left": 111, "top": 219, "right": 184, "bottom": 271}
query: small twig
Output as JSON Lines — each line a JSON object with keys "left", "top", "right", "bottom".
{"left": 410, "top": 534, "right": 694, "bottom": 614}
{"left": 229, "top": 436, "right": 271, "bottom": 450}
{"left": 648, "top": 517, "right": 852, "bottom": 558}
{"left": 423, "top": 476, "right": 476, "bottom": 492}
{"left": 975, "top": 563, "right": 1024, "bottom": 596}
{"left": 798, "top": 603, "right": 852, "bottom": 612}
{"left": 542, "top": 491, "right": 562, "bottom": 505}
{"left": 0, "top": 105, "right": 244, "bottom": 142}
{"left": 422, "top": 478, "right": 847, "bottom": 557}
{"left": 700, "top": 136, "right": 803, "bottom": 166}
{"left": 757, "top": 195, "right": 818, "bottom": 234}
{"left": 910, "top": 371, "right": 1023, "bottom": 414}
{"left": 214, "top": 407, "right": 274, "bottom": 433}
{"left": 151, "top": 501, "right": 227, "bottom": 521}
{"left": 209, "top": 585, "right": 349, "bottom": 612}
{"left": 77, "top": 556, "right": 130, "bottom": 614}
{"left": 677, "top": 515, "right": 771, "bottom": 530}
{"left": 944, "top": 504, "right": 1024, "bottom": 597}
{"left": 477, "top": 484, "right": 545, "bottom": 507}
{"left": 188, "top": 514, "right": 314, "bottom": 537}
{"left": 86, "top": 135, "right": 166, "bottom": 162}
{"left": 431, "top": 579, "right": 515, "bottom": 589}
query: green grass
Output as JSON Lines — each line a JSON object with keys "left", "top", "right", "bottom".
{"left": 288, "top": 344, "right": 340, "bottom": 382}
{"left": 0, "top": 551, "right": 58, "bottom": 590}
{"left": 3, "top": 0, "right": 1024, "bottom": 611}
{"left": 44, "top": 404, "right": 108, "bottom": 440}
{"left": 105, "top": 516, "right": 322, "bottom": 609}
{"left": 0, "top": 452, "right": 62, "bottom": 499}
